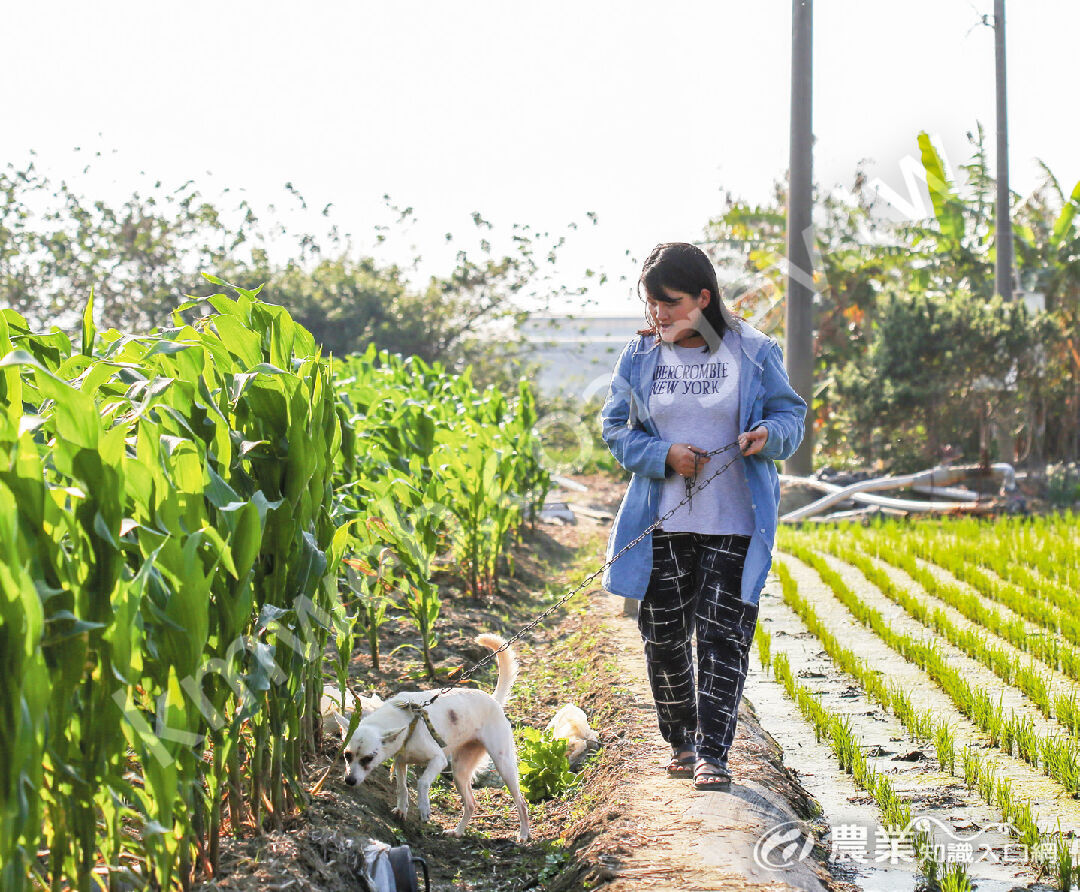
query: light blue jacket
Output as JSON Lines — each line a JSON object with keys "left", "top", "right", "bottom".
{"left": 600, "top": 322, "right": 807, "bottom": 605}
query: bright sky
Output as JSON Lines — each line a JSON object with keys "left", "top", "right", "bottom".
{"left": 5, "top": 1, "right": 1078, "bottom": 316}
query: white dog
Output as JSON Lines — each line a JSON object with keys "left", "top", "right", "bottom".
{"left": 320, "top": 684, "right": 382, "bottom": 737}
{"left": 545, "top": 704, "right": 600, "bottom": 764}
{"left": 336, "top": 633, "right": 530, "bottom": 843}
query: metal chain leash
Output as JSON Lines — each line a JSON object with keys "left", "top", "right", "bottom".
{"left": 685, "top": 440, "right": 740, "bottom": 513}
{"left": 419, "top": 437, "right": 746, "bottom": 707}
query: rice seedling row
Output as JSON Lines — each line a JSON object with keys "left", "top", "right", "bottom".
{"left": 775, "top": 537, "right": 1080, "bottom": 800}
{"left": 924, "top": 516, "right": 1078, "bottom": 591}
{"left": 906, "top": 527, "right": 1076, "bottom": 614}
{"left": 769, "top": 515, "right": 1080, "bottom": 889}
{"left": 872, "top": 528, "right": 1080, "bottom": 649}
{"left": 844, "top": 517, "right": 1077, "bottom": 633}
{"left": 766, "top": 558, "right": 1055, "bottom": 871}
{"left": 756, "top": 620, "right": 975, "bottom": 891}
{"left": 795, "top": 530, "right": 1080, "bottom": 738}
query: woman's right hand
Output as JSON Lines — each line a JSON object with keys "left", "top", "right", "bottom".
{"left": 666, "top": 444, "right": 710, "bottom": 478}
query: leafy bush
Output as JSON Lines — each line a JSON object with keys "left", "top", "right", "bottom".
{"left": 1047, "top": 462, "right": 1080, "bottom": 508}
{"left": 517, "top": 728, "right": 578, "bottom": 802}
{"left": 834, "top": 289, "right": 1046, "bottom": 471}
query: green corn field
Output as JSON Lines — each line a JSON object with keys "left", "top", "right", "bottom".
{"left": 0, "top": 278, "right": 548, "bottom": 890}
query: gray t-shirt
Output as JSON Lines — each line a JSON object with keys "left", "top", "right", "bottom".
{"left": 649, "top": 328, "right": 755, "bottom": 535}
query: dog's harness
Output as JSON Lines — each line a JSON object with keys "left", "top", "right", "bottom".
{"left": 394, "top": 699, "right": 448, "bottom": 750}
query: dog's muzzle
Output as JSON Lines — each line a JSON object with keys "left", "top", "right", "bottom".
{"left": 345, "top": 775, "right": 358, "bottom": 786}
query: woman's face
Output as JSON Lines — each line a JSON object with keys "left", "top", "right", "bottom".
{"left": 646, "top": 286, "right": 711, "bottom": 345}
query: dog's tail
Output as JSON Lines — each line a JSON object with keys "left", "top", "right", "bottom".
{"left": 475, "top": 634, "right": 518, "bottom": 707}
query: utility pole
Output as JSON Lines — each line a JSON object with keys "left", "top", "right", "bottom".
{"left": 994, "top": 0, "right": 1013, "bottom": 301}
{"left": 786, "top": 0, "right": 814, "bottom": 475}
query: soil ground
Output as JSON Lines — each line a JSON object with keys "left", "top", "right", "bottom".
{"left": 190, "top": 473, "right": 874, "bottom": 892}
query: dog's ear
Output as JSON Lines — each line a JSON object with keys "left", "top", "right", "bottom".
{"left": 333, "top": 712, "right": 351, "bottom": 740}
{"left": 381, "top": 726, "right": 408, "bottom": 748}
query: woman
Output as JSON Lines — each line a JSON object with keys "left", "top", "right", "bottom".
{"left": 600, "top": 242, "right": 806, "bottom": 789}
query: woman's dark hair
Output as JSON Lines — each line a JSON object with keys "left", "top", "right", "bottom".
{"left": 636, "top": 242, "right": 739, "bottom": 351}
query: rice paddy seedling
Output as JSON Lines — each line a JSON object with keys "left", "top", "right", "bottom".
{"left": 1046, "top": 740, "right": 1080, "bottom": 794}
{"left": 890, "top": 686, "right": 914, "bottom": 726}
{"left": 755, "top": 623, "right": 772, "bottom": 669}
{"left": 830, "top": 716, "right": 857, "bottom": 774}
{"left": 1002, "top": 715, "right": 1019, "bottom": 758}
{"left": 995, "top": 774, "right": 1014, "bottom": 818}
{"left": 961, "top": 745, "right": 981, "bottom": 789}
{"left": 773, "top": 651, "right": 794, "bottom": 691}
{"left": 934, "top": 721, "right": 956, "bottom": 775}
{"left": 874, "top": 778, "right": 911, "bottom": 834}
{"left": 939, "top": 859, "right": 974, "bottom": 892}
{"left": 1056, "top": 832, "right": 1074, "bottom": 892}
{"left": 915, "top": 709, "right": 937, "bottom": 742}
{"left": 917, "top": 832, "right": 942, "bottom": 892}
{"left": 978, "top": 760, "right": 998, "bottom": 805}
{"left": 1057, "top": 691, "right": 1080, "bottom": 737}
{"left": 1016, "top": 715, "right": 1042, "bottom": 767}
{"left": 987, "top": 701, "right": 1009, "bottom": 750}
{"left": 1016, "top": 665, "right": 1052, "bottom": 716}
{"left": 1011, "top": 799, "right": 1042, "bottom": 861}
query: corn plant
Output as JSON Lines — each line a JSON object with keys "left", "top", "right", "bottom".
{"left": 340, "top": 545, "right": 397, "bottom": 674}
{"left": 1, "top": 277, "right": 543, "bottom": 888}
{"left": 332, "top": 347, "right": 549, "bottom": 648}
{"left": 0, "top": 280, "right": 345, "bottom": 889}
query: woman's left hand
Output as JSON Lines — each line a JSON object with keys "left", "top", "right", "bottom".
{"left": 738, "top": 425, "right": 769, "bottom": 457}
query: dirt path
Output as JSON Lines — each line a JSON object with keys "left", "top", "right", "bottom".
{"left": 575, "top": 589, "right": 838, "bottom": 892}
{"left": 547, "top": 480, "right": 847, "bottom": 892}
{"left": 197, "top": 473, "right": 1059, "bottom": 892}
{"left": 195, "top": 474, "right": 851, "bottom": 892}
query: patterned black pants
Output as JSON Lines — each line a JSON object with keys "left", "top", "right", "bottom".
{"left": 637, "top": 530, "right": 758, "bottom": 768}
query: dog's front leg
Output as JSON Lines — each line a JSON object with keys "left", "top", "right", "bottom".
{"left": 392, "top": 756, "right": 409, "bottom": 820}
{"left": 415, "top": 751, "right": 448, "bottom": 823}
